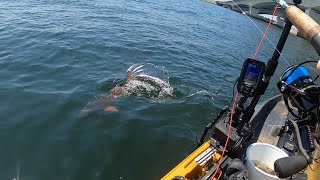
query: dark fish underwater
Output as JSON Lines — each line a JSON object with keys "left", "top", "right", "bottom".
{"left": 80, "top": 72, "right": 135, "bottom": 118}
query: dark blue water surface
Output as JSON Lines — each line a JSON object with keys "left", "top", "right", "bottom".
{"left": 0, "top": 0, "right": 318, "bottom": 179}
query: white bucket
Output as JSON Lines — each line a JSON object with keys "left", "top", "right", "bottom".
{"left": 245, "top": 143, "right": 288, "bottom": 180}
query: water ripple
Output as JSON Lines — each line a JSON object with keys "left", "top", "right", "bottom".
{"left": 0, "top": 0, "right": 319, "bottom": 179}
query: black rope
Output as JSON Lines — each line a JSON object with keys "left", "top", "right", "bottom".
{"left": 310, "top": 155, "right": 320, "bottom": 164}
{"left": 308, "top": 163, "right": 320, "bottom": 171}
{"left": 284, "top": 94, "right": 300, "bottom": 118}
{"left": 197, "top": 106, "right": 229, "bottom": 147}
{"left": 229, "top": 78, "right": 238, "bottom": 108}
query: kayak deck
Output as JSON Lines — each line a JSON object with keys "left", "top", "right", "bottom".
{"left": 162, "top": 95, "right": 320, "bottom": 180}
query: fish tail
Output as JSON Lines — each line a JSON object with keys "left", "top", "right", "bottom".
{"left": 127, "top": 72, "right": 135, "bottom": 82}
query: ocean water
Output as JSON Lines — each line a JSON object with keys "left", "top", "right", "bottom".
{"left": 0, "top": 0, "right": 318, "bottom": 179}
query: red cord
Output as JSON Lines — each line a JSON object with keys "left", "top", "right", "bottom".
{"left": 211, "top": 92, "right": 239, "bottom": 179}
{"left": 217, "top": 169, "right": 223, "bottom": 180}
{"left": 210, "top": 5, "right": 279, "bottom": 180}
{"left": 212, "top": 169, "right": 222, "bottom": 180}
{"left": 253, "top": 5, "right": 278, "bottom": 59}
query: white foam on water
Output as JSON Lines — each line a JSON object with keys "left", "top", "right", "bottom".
{"left": 124, "top": 62, "right": 174, "bottom": 100}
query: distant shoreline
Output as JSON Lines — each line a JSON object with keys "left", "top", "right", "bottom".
{"left": 204, "top": 0, "right": 305, "bottom": 39}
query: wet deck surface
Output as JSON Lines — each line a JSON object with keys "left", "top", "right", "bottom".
{"left": 257, "top": 100, "right": 288, "bottom": 145}
{"left": 251, "top": 98, "right": 310, "bottom": 180}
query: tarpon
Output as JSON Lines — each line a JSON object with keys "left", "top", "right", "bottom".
{"left": 80, "top": 72, "right": 135, "bottom": 118}
{"left": 80, "top": 69, "right": 173, "bottom": 118}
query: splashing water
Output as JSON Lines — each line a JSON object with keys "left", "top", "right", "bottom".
{"left": 128, "top": 63, "right": 170, "bottom": 83}
{"left": 81, "top": 63, "right": 174, "bottom": 118}
{"left": 121, "top": 63, "right": 174, "bottom": 100}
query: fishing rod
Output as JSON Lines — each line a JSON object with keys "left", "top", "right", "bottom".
{"left": 213, "top": 0, "right": 320, "bottom": 178}
{"left": 203, "top": 0, "right": 320, "bottom": 178}
{"left": 209, "top": 1, "right": 297, "bottom": 150}
{"left": 198, "top": 1, "right": 294, "bottom": 145}
{"left": 231, "top": 1, "right": 291, "bottom": 66}
{"left": 195, "top": 17, "right": 295, "bottom": 180}
{"left": 230, "top": 0, "right": 320, "bottom": 134}
{"left": 277, "top": 0, "right": 320, "bottom": 55}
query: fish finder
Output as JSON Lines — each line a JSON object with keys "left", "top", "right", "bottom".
{"left": 237, "top": 58, "right": 265, "bottom": 97}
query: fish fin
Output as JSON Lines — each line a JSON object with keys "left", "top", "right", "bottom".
{"left": 104, "top": 106, "right": 119, "bottom": 112}
{"left": 126, "top": 72, "right": 135, "bottom": 82}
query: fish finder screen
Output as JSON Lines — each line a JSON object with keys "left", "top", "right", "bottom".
{"left": 244, "top": 63, "right": 262, "bottom": 85}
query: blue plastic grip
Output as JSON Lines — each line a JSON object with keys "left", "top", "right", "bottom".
{"left": 283, "top": 66, "right": 311, "bottom": 85}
